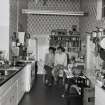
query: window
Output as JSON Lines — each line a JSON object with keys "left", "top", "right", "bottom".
{"left": 0, "top": 0, "right": 9, "bottom": 59}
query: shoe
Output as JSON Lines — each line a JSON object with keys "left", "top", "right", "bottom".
{"left": 61, "top": 94, "right": 65, "bottom": 98}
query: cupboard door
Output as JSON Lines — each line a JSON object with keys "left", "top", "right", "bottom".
{"left": 10, "top": 81, "right": 18, "bottom": 105}
{"left": 0, "top": 87, "right": 11, "bottom": 105}
{"left": 18, "top": 73, "right": 25, "bottom": 103}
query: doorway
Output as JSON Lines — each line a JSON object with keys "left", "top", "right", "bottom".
{"left": 36, "top": 35, "right": 49, "bottom": 74}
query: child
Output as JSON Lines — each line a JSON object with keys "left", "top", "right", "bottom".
{"left": 52, "top": 46, "right": 67, "bottom": 84}
{"left": 44, "top": 47, "right": 55, "bottom": 86}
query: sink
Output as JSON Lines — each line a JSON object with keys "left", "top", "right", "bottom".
{"left": 0, "top": 70, "right": 16, "bottom": 76}
{"left": 0, "top": 73, "right": 6, "bottom": 82}
{"left": 0, "top": 76, "right": 6, "bottom": 80}
{"left": 0, "top": 70, "right": 9, "bottom": 76}
{"left": 0, "top": 70, "right": 18, "bottom": 85}
{"left": 0, "top": 75, "right": 7, "bottom": 84}
{"left": 15, "top": 61, "right": 26, "bottom": 67}
{"left": 0, "top": 70, "right": 6, "bottom": 76}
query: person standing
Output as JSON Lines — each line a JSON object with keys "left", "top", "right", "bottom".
{"left": 44, "top": 47, "right": 55, "bottom": 86}
{"left": 52, "top": 46, "right": 67, "bottom": 84}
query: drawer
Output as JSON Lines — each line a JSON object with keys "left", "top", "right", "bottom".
{"left": 0, "top": 87, "right": 11, "bottom": 105}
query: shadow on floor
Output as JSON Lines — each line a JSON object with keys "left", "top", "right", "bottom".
{"left": 19, "top": 75, "right": 66, "bottom": 105}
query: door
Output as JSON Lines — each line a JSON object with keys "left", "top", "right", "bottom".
{"left": 37, "top": 36, "right": 49, "bottom": 74}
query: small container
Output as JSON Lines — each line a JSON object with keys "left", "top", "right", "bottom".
{"left": 5, "top": 70, "right": 8, "bottom": 75}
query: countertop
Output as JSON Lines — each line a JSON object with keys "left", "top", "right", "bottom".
{"left": 0, "top": 66, "right": 24, "bottom": 87}
{"left": 0, "top": 60, "right": 35, "bottom": 87}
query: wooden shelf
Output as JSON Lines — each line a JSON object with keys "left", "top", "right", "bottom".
{"left": 69, "top": 47, "right": 80, "bottom": 48}
{"left": 49, "top": 34, "right": 81, "bottom": 53}
{"left": 22, "top": 9, "right": 86, "bottom": 16}
{"left": 50, "top": 35, "right": 80, "bottom": 37}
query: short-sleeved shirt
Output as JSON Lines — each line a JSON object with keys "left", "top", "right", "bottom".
{"left": 44, "top": 53, "right": 55, "bottom": 67}
{"left": 55, "top": 52, "right": 67, "bottom": 67}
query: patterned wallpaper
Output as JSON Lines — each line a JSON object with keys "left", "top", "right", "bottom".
{"left": 80, "top": 0, "right": 105, "bottom": 40}
{"left": 27, "top": 0, "right": 80, "bottom": 35}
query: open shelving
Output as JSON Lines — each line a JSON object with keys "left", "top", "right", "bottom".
{"left": 49, "top": 35, "right": 81, "bottom": 53}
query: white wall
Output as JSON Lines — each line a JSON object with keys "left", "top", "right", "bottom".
{"left": 0, "top": 0, "right": 9, "bottom": 59}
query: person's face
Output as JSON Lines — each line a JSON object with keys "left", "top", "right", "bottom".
{"left": 58, "top": 49, "right": 62, "bottom": 54}
{"left": 49, "top": 49, "right": 53, "bottom": 54}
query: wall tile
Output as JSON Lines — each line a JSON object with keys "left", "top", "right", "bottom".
{"left": 27, "top": 0, "right": 80, "bottom": 35}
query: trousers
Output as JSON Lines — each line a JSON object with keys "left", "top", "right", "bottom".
{"left": 44, "top": 65, "right": 53, "bottom": 83}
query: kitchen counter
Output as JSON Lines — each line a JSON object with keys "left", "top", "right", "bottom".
{"left": 0, "top": 60, "right": 35, "bottom": 87}
{"left": 0, "top": 64, "right": 26, "bottom": 87}
{"left": 0, "top": 70, "right": 19, "bottom": 86}
{"left": 0, "top": 60, "right": 36, "bottom": 105}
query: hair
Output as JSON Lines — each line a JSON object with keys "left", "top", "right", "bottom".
{"left": 62, "top": 47, "right": 65, "bottom": 52}
{"left": 49, "top": 47, "right": 56, "bottom": 53}
{"left": 57, "top": 46, "right": 64, "bottom": 52}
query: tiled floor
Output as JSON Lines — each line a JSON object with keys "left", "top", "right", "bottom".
{"left": 19, "top": 75, "right": 66, "bottom": 105}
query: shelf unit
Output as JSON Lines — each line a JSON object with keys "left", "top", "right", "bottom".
{"left": 22, "top": 9, "right": 86, "bottom": 16}
{"left": 49, "top": 35, "right": 81, "bottom": 53}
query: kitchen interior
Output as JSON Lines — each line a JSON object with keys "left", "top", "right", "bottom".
{"left": 0, "top": 0, "right": 105, "bottom": 105}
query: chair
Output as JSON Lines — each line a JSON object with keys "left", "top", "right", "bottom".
{"left": 65, "top": 82, "right": 83, "bottom": 105}
{"left": 57, "top": 68, "right": 66, "bottom": 85}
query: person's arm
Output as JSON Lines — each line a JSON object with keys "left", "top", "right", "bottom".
{"left": 54, "top": 54, "right": 57, "bottom": 66}
{"left": 64, "top": 53, "right": 67, "bottom": 67}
